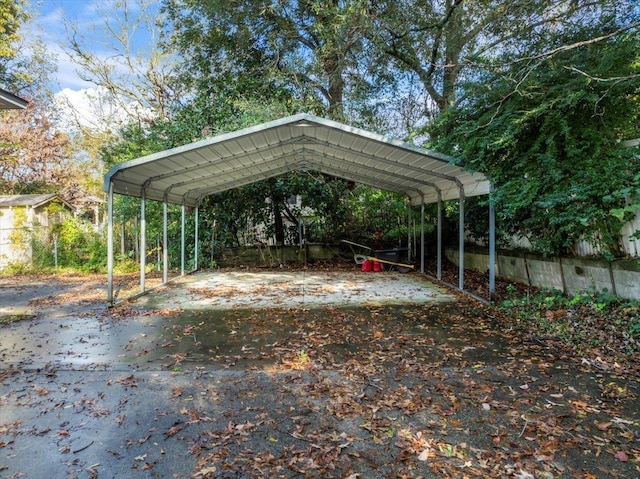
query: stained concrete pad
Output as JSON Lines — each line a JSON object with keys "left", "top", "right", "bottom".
{"left": 137, "top": 270, "right": 455, "bottom": 310}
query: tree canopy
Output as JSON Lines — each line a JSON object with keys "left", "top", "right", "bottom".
{"left": 0, "top": 0, "right": 28, "bottom": 84}
{"left": 430, "top": 26, "right": 640, "bottom": 257}
{"left": 17, "top": 0, "right": 636, "bottom": 259}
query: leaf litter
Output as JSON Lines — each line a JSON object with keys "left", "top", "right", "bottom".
{"left": 0, "top": 268, "right": 638, "bottom": 478}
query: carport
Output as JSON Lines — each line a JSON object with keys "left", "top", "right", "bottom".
{"left": 103, "top": 113, "right": 495, "bottom": 303}
{"left": 0, "top": 88, "right": 28, "bottom": 110}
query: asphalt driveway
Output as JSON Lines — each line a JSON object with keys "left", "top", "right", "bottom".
{"left": 0, "top": 271, "right": 638, "bottom": 478}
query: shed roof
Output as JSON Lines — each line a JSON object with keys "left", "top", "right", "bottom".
{"left": 0, "top": 194, "right": 59, "bottom": 208}
{"left": 104, "top": 114, "right": 490, "bottom": 206}
{"left": 0, "top": 194, "right": 75, "bottom": 211}
{"left": 0, "top": 88, "right": 28, "bottom": 110}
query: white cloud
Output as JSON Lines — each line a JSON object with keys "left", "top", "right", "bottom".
{"left": 55, "top": 86, "right": 155, "bottom": 136}
{"left": 55, "top": 87, "right": 129, "bottom": 133}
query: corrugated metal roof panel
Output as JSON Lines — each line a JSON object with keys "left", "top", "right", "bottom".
{"left": 0, "top": 88, "right": 28, "bottom": 110}
{"left": 105, "top": 113, "right": 490, "bottom": 206}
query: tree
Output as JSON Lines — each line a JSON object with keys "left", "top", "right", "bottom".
{"left": 164, "top": 0, "right": 377, "bottom": 121}
{"left": 0, "top": 101, "right": 74, "bottom": 194}
{"left": 0, "top": 0, "right": 28, "bottom": 85}
{"left": 0, "top": 1, "right": 85, "bottom": 195}
{"left": 429, "top": 29, "right": 640, "bottom": 257}
{"left": 361, "top": 0, "right": 637, "bottom": 136}
{"left": 64, "top": 0, "right": 182, "bottom": 124}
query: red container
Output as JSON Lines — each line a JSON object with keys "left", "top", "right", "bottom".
{"left": 373, "top": 261, "right": 382, "bottom": 272}
{"left": 361, "top": 259, "right": 372, "bottom": 272}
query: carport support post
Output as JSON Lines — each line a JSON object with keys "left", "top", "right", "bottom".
{"left": 420, "top": 197, "right": 425, "bottom": 274}
{"left": 194, "top": 205, "right": 199, "bottom": 271}
{"left": 459, "top": 188, "right": 465, "bottom": 291}
{"left": 140, "top": 189, "right": 146, "bottom": 293}
{"left": 163, "top": 198, "right": 168, "bottom": 284}
{"left": 489, "top": 184, "right": 496, "bottom": 301}
{"left": 437, "top": 192, "right": 442, "bottom": 281}
{"left": 107, "top": 181, "right": 114, "bottom": 304}
{"left": 406, "top": 201, "right": 411, "bottom": 262}
{"left": 181, "top": 199, "right": 185, "bottom": 276}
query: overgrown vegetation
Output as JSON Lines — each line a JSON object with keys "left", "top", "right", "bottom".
{"left": 2, "top": 1, "right": 639, "bottom": 275}
{"left": 430, "top": 30, "right": 640, "bottom": 257}
{"left": 500, "top": 288, "right": 640, "bottom": 360}
{"left": 2, "top": 215, "right": 106, "bottom": 274}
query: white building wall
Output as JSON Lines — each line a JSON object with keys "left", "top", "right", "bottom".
{"left": 0, "top": 206, "right": 31, "bottom": 268}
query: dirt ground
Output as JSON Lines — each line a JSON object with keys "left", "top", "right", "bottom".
{"left": 0, "top": 269, "right": 638, "bottom": 479}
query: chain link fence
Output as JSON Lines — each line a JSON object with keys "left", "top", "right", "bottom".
{"left": 0, "top": 219, "right": 105, "bottom": 272}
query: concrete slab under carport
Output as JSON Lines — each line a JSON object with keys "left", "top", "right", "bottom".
{"left": 135, "top": 270, "right": 455, "bottom": 310}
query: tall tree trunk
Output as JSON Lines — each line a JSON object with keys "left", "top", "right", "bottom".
{"left": 442, "top": 0, "right": 464, "bottom": 110}
{"left": 272, "top": 195, "right": 285, "bottom": 245}
{"left": 325, "top": 53, "right": 345, "bottom": 120}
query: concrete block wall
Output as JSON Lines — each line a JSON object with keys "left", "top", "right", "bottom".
{"left": 217, "top": 243, "right": 339, "bottom": 267}
{"left": 445, "top": 247, "right": 640, "bottom": 300}
{"left": 560, "top": 257, "right": 613, "bottom": 295}
{"left": 612, "top": 259, "right": 640, "bottom": 299}
{"left": 526, "top": 257, "right": 564, "bottom": 291}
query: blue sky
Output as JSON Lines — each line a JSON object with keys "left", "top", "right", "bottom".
{"left": 23, "top": 0, "right": 163, "bottom": 131}
{"left": 27, "top": 0, "right": 158, "bottom": 92}
{"left": 28, "top": 0, "right": 98, "bottom": 91}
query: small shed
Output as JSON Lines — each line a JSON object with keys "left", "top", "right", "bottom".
{"left": 0, "top": 194, "right": 73, "bottom": 269}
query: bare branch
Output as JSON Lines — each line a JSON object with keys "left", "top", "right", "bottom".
{"left": 500, "top": 22, "right": 640, "bottom": 67}
{"left": 563, "top": 65, "right": 640, "bottom": 83}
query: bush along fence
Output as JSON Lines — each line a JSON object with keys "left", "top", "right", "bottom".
{"left": 445, "top": 247, "right": 640, "bottom": 300}
{"left": 0, "top": 217, "right": 106, "bottom": 273}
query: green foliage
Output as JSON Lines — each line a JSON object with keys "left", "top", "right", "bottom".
{"left": 0, "top": 0, "right": 28, "bottom": 73}
{"left": 629, "top": 317, "right": 640, "bottom": 339}
{"left": 164, "top": 0, "right": 371, "bottom": 119}
{"left": 3, "top": 215, "right": 105, "bottom": 274}
{"left": 37, "top": 217, "right": 106, "bottom": 272}
{"left": 7, "top": 206, "right": 27, "bottom": 247}
{"left": 430, "top": 31, "right": 640, "bottom": 257}
{"left": 500, "top": 288, "right": 640, "bottom": 354}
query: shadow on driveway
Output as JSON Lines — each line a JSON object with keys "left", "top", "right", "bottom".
{"left": 0, "top": 272, "right": 638, "bottom": 478}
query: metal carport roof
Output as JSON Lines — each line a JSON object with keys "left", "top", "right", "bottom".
{"left": 104, "top": 113, "right": 489, "bottom": 206}
{"left": 0, "top": 88, "right": 28, "bottom": 110}
{"left": 104, "top": 113, "right": 497, "bottom": 304}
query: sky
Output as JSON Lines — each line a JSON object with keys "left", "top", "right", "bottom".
{"left": 28, "top": 0, "right": 101, "bottom": 91}
{"left": 25, "top": 0, "right": 159, "bottom": 129}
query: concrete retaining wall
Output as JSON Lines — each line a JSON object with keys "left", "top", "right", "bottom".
{"left": 217, "top": 244, "right": 640, "bottom": 300}
{"left": 445, "top": 248, "right": 640, "bottom": 300}
{"left": 217, "top": 243, "right": 340, "bottom": 267}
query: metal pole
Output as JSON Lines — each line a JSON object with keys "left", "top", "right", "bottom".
{"left": 120, "top": 223, "right": 125, "bottom": 256}
{"left": 406, "top": 201, "right": 411, "bottom": 262}
{"left": 420, "top": 197, "right": 425, "bottom": 274}
{"left": 437, "top": 192, "right": 442, "bottom": 280}
{"left": 163, "top": 198, "right": 168, "bottom": 284}
{"left": 107, "top": 181, "right": 114, "bottom": 304}
{"left": 413, "top": 210, "right": 417, "bottom": 260}
{"left": 489, "top": 184, "right": 496, "bottom": 301}
{"left": 181, "top": 199, "right": 186, "bottom": 276}
{"left": 459, "top": 188, "right": 465, "bottom": 291}
{"left": 194, "top": 205, "right": 199, "bottom": 271}
{"left": 140, "top": 190, "right": 146, "bottom": 293}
